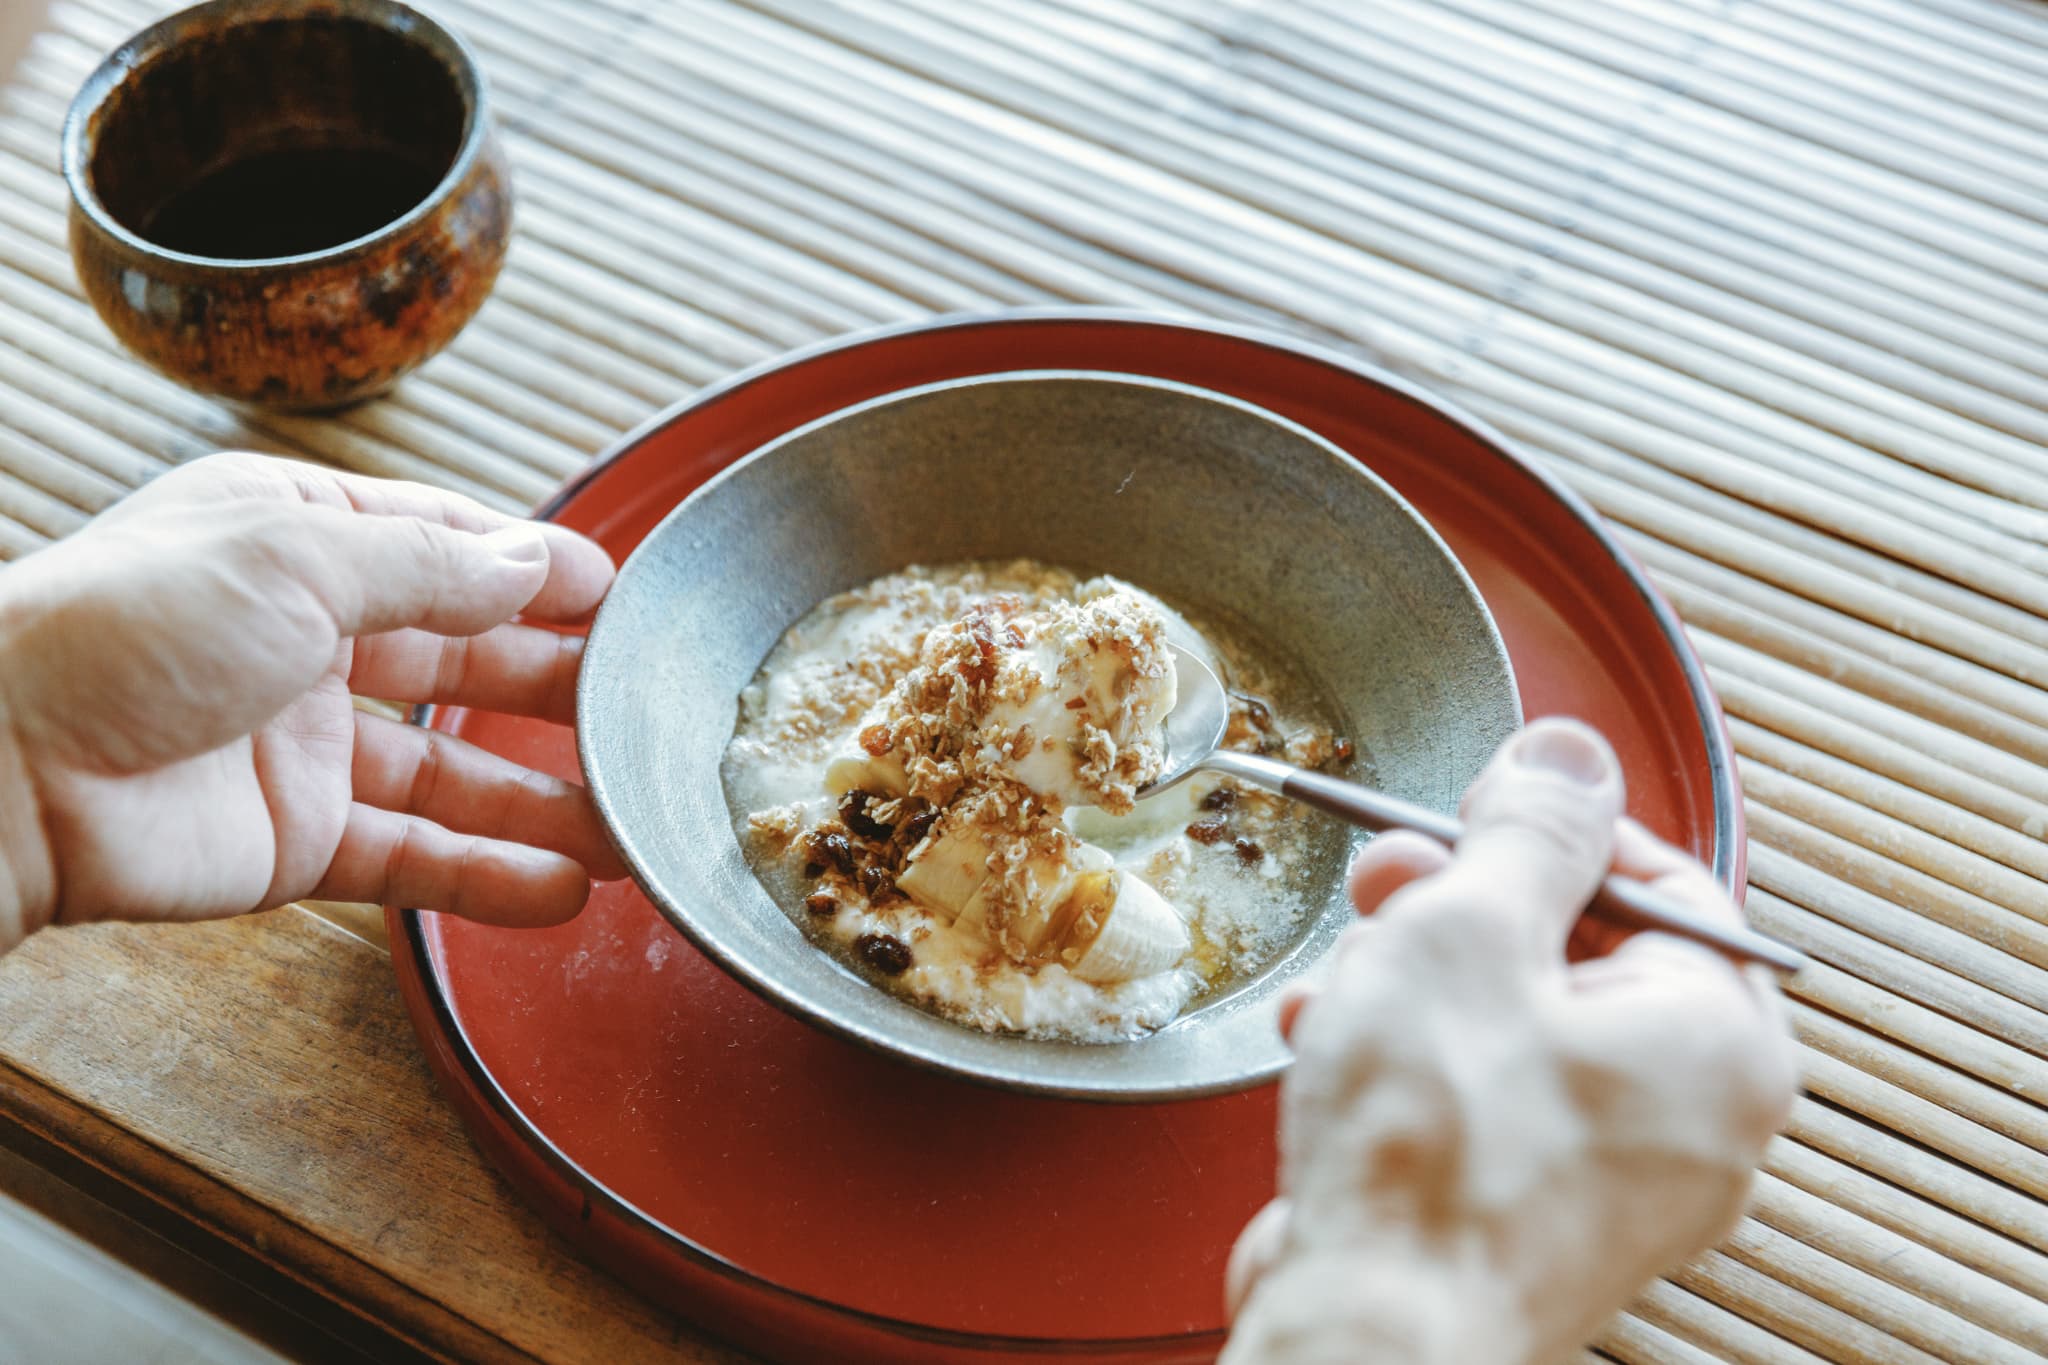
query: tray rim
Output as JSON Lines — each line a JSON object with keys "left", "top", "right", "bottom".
{"left": 389, "top": 306, "right": 1744, "bottom": 1355}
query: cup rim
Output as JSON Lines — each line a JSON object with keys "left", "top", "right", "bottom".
{"left": 60, "top": 0, "right": 491, "bottom": 272}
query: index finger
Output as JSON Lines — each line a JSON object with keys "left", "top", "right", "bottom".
{"left": 314, "top": 468, "right": 615, "bottom": 623}
{"left": 1573, "top": 819, "right": 1776, "bottom": 995}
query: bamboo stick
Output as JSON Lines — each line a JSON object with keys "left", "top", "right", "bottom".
{"left": 1628, "top": 1278, "right": 1825, "bottom": 1365}
{"left": 1593, "top": 1313, "right": 1722, "bottom": 1365}
{"left": 439, "top": 329, "right": 654, "bottom": 433}
{"left": 1702, "top": 634, "right": 2048, "bottom": 808}
{"left": 1786, "top": 1101, "right": 2048, "bottom": 1253}
{"left": 1548, "top": 459, "right": 2048, "bottom": 678}
{"left": 1747, "top": 841, "right": 2048, "bottom": 1013}
{"left": 1765, "top": 1137, "right": 2048, "bottom": 1303}
{"left": 1745, "top": 797, "right": 2048, "bottom": 954}
{"left": 1022, "top": 0, "right": 2048, "bottom": 402}
{"left": 1733, "top": 721, "right": 2048, "bottom": 883}
{"left": 418, "top": 352, "right": 619, "bottom": 455}
{"left": 1673, "top": 1250, "right": 1948, "bottom": 1365}
{"left": 1631, "top": 534, "right": 2048, "bottom": 740}
{"left": 1791, "top": 1003, "right": 2048, "bottom": 1151}
{"left": 0, "top": 509, "right": 45, "bottom": 560}
{"left": 1721, "top": 1219, "right": 2036, "bottom": 1362}
{"left": 0, "top": 458, "right": 87, "bottom": 542}
{"left": 1749, "top": 1173, "right": 2048, "bottom": 1350}
{"left": 1745, "top": 891, "right": 2048, "bottom": 1056}
{"left": 1789, "top": 1051, "right": 2048, "bottom": 1203}
{"left": 1787, "top": 959, "right": 2048, "bottom": 1101}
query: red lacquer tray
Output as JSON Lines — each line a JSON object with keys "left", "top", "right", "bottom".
{"left": 389, "top": 312, "right": 1742, "bottom": 1363}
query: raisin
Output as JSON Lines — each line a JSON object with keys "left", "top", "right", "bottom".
{"left": 1064, "top": 696, "right": 1088, "bottom": 710}
{"left": 855, "top": 932, "right": 913, "bottom": 976}
{"left": 857, "top": 864, "right": 897, "bottom": 899}
{"left": 1186, "top": 817, "right": 1229, "bottom": 845}
{"left": 1200, "top": 786, "right": 1237, "bottom": 812}
{"left": 859, "top": 724, "right": 892, "bottom": 757}
{"left": 803, "top": 829, "right": 856, "bottom": 875}
{"left": 1233, "top": 837, "right": 1265, "bottom": 866}
{"left": 804, "top": 892, "right": 838, "bottom": 917}
{"left": 1332, "top": 736, "right": 1356, "bottom": 765}
{"left": 839, "top": 789, "right": 893, "bottom": 841}
{"left": 1235, "top": 693, "right": 1274, "bottom": 731}
{"left": 803, "top": 862, "right": 824, "bottom": 879}
{"left": 899, "top": 806, "right": 937, "bottom": 847}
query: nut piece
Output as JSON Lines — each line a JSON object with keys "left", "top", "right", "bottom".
{"left": 804, "top": 892, "right": 838, "bottom": 917}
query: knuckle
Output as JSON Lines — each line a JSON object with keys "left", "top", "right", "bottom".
{"left": 407, "top": 733, "right": 448, "bottom": 814}
{"left": 1378, "top": 882, "right": 1531, "bottom": 976}
{"left": 231, "top": 504, "right": 309, "bottom": 560}
{"left": 1474, "top": 795, "right": 1607, "bottom": 867}
{"left": 433, "top": 635, "right": 474, "bottom": 700}
{"left": 392, "top": 512, "right": 452, "bottom": 567}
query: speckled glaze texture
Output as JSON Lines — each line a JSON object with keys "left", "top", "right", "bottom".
{"left": 62, "top": 0, "right": 509, "bottom": 411}
{"left": 578, "top": 372, "right": 1521, "bottom": 1101}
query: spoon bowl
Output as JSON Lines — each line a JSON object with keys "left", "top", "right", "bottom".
{"left": 1152, "top": 643, "right": 1808, "bottom": 973}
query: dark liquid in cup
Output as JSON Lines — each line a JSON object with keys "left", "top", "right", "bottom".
{"left": 142, "top": 144, "right": 444, "bottom": 259}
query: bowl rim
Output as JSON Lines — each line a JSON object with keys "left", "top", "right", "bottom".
{"left": 576, "top": 367, "right": 1521, "bottom": 1102}
{"left": 396, "top": 306, "right": 1744, "bottom": 1353}
{"left": 60, "top": 0, "right": 491, "bottom": 272}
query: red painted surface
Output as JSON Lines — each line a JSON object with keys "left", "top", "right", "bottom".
{"left": 388, "top": 315, "right": 1741, "bottom": 1362}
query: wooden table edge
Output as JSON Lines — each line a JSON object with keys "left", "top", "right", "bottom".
{"left": 0, "top": 1055, "right": 539, "bottom": 1365}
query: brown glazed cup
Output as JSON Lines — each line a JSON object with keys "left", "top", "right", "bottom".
{"left": 61, "top": 0, "right": 510, "bottom": 411}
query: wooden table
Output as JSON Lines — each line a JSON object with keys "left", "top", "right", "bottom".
{"left": 4, "top": 0, "right": 2048, "bottom": 1360}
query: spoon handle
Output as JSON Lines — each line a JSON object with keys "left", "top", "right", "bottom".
{"left": 1201, "top": 750, "right": 1808, "bottom": 975}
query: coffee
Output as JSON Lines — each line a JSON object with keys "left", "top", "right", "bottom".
{"left": 142, "top": 143, "right": 443, "bottom": 260}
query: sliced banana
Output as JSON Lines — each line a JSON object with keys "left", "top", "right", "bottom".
{"left": 895, "top": 822, "right": 996, "bottom": 925}
{"left": 968, "top": 842, "right": 1112, "bottom": 956}
{"left": 893, "top": 807, "right": 1189, "bottom": 983}
{"left": 823, "top": 705, "right": 908, "bottom": 798}
{"left": 1059, "top": 869, "right": 1190, "bottom": 984}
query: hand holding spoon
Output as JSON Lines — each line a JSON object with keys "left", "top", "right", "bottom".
{"left": 1145, "top": 645, "right": 1808, "bottom": 974}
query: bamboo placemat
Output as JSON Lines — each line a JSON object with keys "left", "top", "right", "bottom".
{"left": 4, "top": 0, "right": 2048, "bottom": 1360}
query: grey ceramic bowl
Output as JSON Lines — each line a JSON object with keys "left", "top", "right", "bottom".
{"left": 578, "top": 372, "right": 1519, "bottom": 1101}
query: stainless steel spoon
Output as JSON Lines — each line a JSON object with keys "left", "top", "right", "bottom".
{"left": 1145, "top": 645, "right": 1809, "bottom": 974}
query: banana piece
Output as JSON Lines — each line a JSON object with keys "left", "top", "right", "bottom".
{"left": 904, "top": 825, "right": 1187, "bottom": 982}
{"left": 896, "top": 822, "right": 996, "bottom": 925}
{"left": 823, "top": 705, "right": 908, "bottom": 798}
{"left": 961, "top": 842, "right": 1111, "bottom": 954}
{"left": 1059, "top": 869, "right": 1190, "bottom": 983}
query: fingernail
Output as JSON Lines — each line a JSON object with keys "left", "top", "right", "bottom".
{"left": 1511, "top": 722, "right": 1611, "bottom": 787}
{"left": 479, "top": 524, "right": 549, "bottom": 566}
